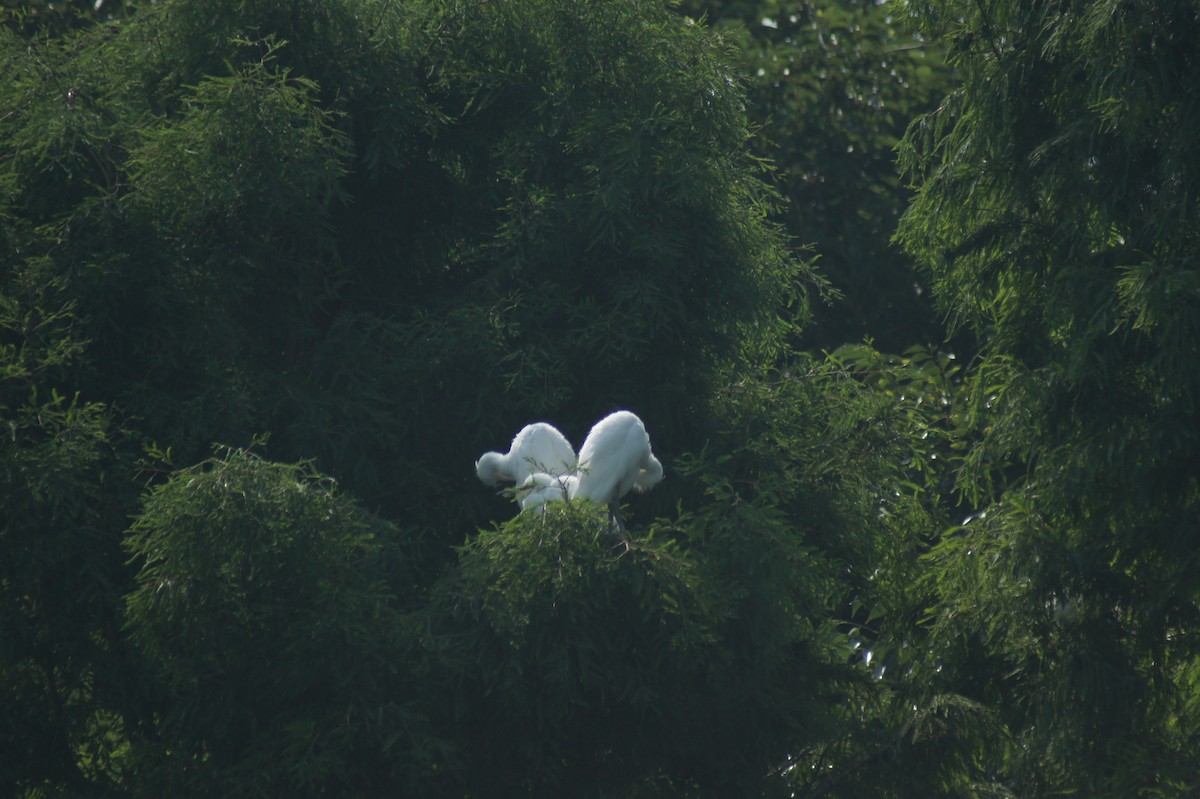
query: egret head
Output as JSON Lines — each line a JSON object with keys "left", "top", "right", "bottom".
{"left": 475, "top": 452, "right": 506, "bottom": 486}
{"left": 634, "top": 453, "right": 664, "bottom": 492}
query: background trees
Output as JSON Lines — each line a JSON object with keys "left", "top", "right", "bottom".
{"left": 1, "top": 0, "right": 914, "bottom": 795}
{"left": 897, "top": 0, "right": 1200, "bottom": 794}
{"left": 124, "top": 448, "right": 431, "bottom": 797}
{"left": 2, "top": 0, "right": 804, "bottom": 530}
{"left": 4, "top": 0, "right": 1200, "bottom": 796}
{"left": 676, "top": 0, "right": 956, "bottom": 350}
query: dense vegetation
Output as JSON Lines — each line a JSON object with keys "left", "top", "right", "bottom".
{"left": 2, "top": 0, "right": 1197, "bottom": 796}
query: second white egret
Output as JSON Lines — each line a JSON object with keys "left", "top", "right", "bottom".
{"left": 572, "top": 410, "right": 664, "bottom": 530}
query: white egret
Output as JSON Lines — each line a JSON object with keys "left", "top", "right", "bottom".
{"left": 572, "top": 410, "right": 664, "bottom": 530}
{"left": 475, "top": 422, "right": 577, "bottom": 488}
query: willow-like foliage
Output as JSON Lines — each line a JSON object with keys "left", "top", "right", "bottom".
{"left": 898, "top": 1, "right": 1200, "bottom": 794}
{"left": 0, "top": 1, "right": 968, "bottom": 796}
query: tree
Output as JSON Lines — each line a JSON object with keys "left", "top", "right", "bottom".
{"left": 0, "top": 289, "right": 140, "bottom": 795}
{"left": 897, "top": 0, "right": 1200, "bottom": 794}
{"left": 676, "top": 0, "right": 957, "bottom": 350}
{"left": 0, "top": 0, "right": 806, "bottom": 538}
{"left": 1, "top": 0, "right": 136, "bottom": 39}
{"left": 9, "top": 0, "right": 1057, "bottom": 794}
{"left": 3, "top": 0, "right": 926, "bottom": 795}
{"left": 124, "top": 447, "right": 436, "bottom": 798}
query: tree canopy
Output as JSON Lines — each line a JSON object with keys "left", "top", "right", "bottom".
{"left": 895, "top": 0, "right": 1200, "bottom": 793}
{"left": 676, "top": 0, "right": 956, "bottom": 350}
{"left": 3, "top": 0, "right": 1200, "bottom": 797}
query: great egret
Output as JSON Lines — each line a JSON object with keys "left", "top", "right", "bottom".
{"left": 572, "top": 410, "right": 664, "bottom": 530}
{"left": 475, "top": 422, "right": 576, "bottom": 488}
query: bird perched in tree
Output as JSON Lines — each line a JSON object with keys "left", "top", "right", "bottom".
{"left": 519, "top": 410, "right": 663, "bottom": 529}
{"left": 475, "top": 422, "right": 577, "bottom": 490}
{"left": 573, "top": 410, "right": 663, "bottom": 530}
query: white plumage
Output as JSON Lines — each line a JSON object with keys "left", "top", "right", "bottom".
{"left": 528, "top": 410, "right": 664, "bottom": 528}
{"left": 482, "top": 411, "right": 664, "bottom": 529}
{"left": 572, "top": 411, "right": 664, "bottom": 519}
{"left": 475, "top": 422, "right": 576, "bottom": 488}
{"left": 517, "top": 472, "right": 578, "bottom": 512}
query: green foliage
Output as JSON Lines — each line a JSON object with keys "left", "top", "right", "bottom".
{"left": 898, "top": 0, "right": 1200, "bottom": 793}
{"left": 428, "top": 505, "right": 729, "bottom": 795}
{"left": 0, "top": 0, "right": 811, "bottom": 532}
{"left": 676, "top": 0, "right": 957, "bottom": 349}
{"left": 0, "top": 283, "right": 136, "bottom": 795}
{"left": 692, "top": 349, "right": 997, "bottom": 798}
{"left": 428, "top": 455, "right": 857, "bottom": 797}
{"left": 124, "top": 446, "right": 435, "bottom": 797}
{"left": 110, "top": 46, "right": 351, "bottom": 458}
{"left": 1, "top": 0, "right": 136, "bottom": 39}
{"left": 17, "top": 0, "right": 1157, "bottom": 794}
{"left": 1, "top": 0, "right": 866, "bottom": 795}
